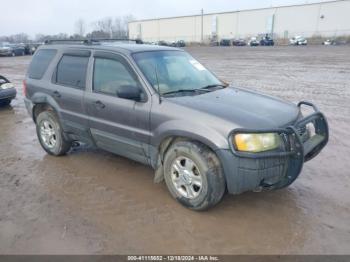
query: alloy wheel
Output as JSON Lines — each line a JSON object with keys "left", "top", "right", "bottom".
{"left": 170, "top": 156, "right": 203, "bottom": 199}
{"left": 40, "top": 120, "right": 57, "bottom": 149}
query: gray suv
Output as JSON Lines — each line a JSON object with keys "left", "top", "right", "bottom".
{"left": 24, "top": 41, "right": 329, "bottom": 210}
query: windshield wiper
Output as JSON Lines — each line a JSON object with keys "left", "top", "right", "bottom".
{"left": 199, "top": 84, "right": 227, "bottom": 91}
{"left": 162, "top": 84, "right": 227, "bottom": 96}
{"left": 162, "top": 89, "right": 209, "bottom": 96}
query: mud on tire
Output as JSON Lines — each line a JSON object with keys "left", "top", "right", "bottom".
{"left": 163, "top": 140, "right": 226, "bottom": 211}
{"left": 36, "top": 110, "right": 71, "bottom": 156}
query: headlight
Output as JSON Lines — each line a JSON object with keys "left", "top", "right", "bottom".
{"left": 233, "top": 133, "right": 281, "bottom": 153}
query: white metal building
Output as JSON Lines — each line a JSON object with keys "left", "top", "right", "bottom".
{"left": 128, "top": 0, "right": 350, "bottom": 42}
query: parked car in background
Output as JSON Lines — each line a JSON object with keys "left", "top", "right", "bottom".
{"left": 0, "top": 42, "right": 13, "bottom": 56}
{"left": 232, "top": 39, "right": 247, "bottom": 46}
{"left": 260, "top": 35, "right": 275, "bottom": 46}
{"left": 23, "top": 44, "right": 32, "bottom": 55}
{"left": 0, "top": 75, "right": 16, "bottom": 105}
{"left": 248, "top": 37, "right": 259, "bottom": 46}
{"left": 157, "top": 40, "right": 170, "bottom": 46}
{"left": 210, "top": 40, "right": 219, "bottom": 46}
{"left": 0, "top": 43, "right": 26, "bottom": 56}
{"left": 323, "top": 39, "right": 336, "bottom": 46}
{"left": 135, "top": 39, "right": 144, "bottom": 44}
{"left": 176, "top": 40, "right": 186, "bottom": 47}
{"left": 20, "top": 43, "right": 42, "bottom": 55}
{"left": 170, "top": 40, "right": 186, "bottom": 47}
{"left": 220, "top": 38, "right": 232, "bottom": 46}
{"left": 290, "top": 36, "right": 308, "bottom": 46}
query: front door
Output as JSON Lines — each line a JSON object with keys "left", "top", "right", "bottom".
{"left": 85, "top": 51, "right": 151, "bottom": 165}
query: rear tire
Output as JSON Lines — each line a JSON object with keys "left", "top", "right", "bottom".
{"left": 36, "top": 110, "right": 71, "bottom": 156}
{"left": 163, "top": 141, "right": 226, "bottom": 211}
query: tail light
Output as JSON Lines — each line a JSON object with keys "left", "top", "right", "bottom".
{"left": 23, "top": 80, "right": 27, "bottom": 97}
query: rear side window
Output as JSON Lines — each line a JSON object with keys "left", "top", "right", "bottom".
{"left": 28, "top": 49, "right": 57, "bottom": 79}
{"left": 56, "top": 55, "right": 89, "bottom": 89}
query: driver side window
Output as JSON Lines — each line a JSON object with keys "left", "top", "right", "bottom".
{"left": 93, "top": 57, "right": 139, "bottom": 96}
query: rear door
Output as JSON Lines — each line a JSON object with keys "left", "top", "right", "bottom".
{"left": 51, "top": 50, "right": 91, "bottom": 140}
{"left": 85, "top": 51, "right": 152, "bottom": 164}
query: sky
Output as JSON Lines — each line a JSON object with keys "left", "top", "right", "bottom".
{"left": 0, "top": 0, "right": 331, "bottom": 37}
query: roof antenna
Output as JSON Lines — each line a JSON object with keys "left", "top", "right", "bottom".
{"left": 154, "top": 63, "right": 162, "bottom": 104}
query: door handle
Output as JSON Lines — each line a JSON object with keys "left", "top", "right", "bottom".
{"left": 53, "top": 90, "right": 61, "bottom": 98}
{"left": 94, "top": 100, "right": 106, "bottom": 109}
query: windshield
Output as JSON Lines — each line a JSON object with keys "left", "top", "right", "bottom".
{"left": 133, "top": 51, "right": 222, "bottom": 95}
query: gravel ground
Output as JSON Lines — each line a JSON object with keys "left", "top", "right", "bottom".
{"left": 0, "top": 45, "right": 349, "bottom": 254}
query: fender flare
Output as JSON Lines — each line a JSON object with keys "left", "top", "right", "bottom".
{"left": 30, "top": 92, "right": 62, "bottom": 122}
{"left": 152, "top": 120, "right": 229, "bottom": 152}
{"left": 150, "top": 120, "right": 229, "bottom": 183}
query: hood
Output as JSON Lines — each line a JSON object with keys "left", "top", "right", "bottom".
{"left": 168, "top": 87, "right": 300, "bottom": 129}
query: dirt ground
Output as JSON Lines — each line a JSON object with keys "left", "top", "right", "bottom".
{"left": 0, "top": 45, "right": 349, "bottom": 255}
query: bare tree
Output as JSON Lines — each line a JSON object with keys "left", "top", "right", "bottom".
{"left": 1, "top": 33, "right": 30, "bottom": 43}
{"left": 111, "top": 15, "right": 135, "bottom": 38}
{"left": 35, "top": 33, "right": 69, "bottom": 42}
{"left": 15, "top": 33, "right": 29, "bottom": 43}
{"left": 94, "top": 17, "right": 113, "bottom": 38}
{"left": 113, "top": 17, "right": 123, "bottom": 38}
{"left": 91, "top": 15, "right": 135, "bottom": 39}
{"left": 75, "top": 19, "right": 86, "bottom": 37}
{"left": 35, "top": 34, "right": 45, "bottom": 42}
{"left": 123, "top": 14, "right": 135, "bottom": 26}
{"left": 121, "top": 15, "right": 135, "bottom": 38}
{"left": 86, "top": 30, "right": 110, "bottom": 39}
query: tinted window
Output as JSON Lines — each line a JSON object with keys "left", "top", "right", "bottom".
{"left": 56, "top": 55, "right": 89, "bottom": 88}
{"left": 28, "top": 49, "right": 57, "bottom": 79}
{"left": 93, "top": 57, "right": 139, "bottom": 96}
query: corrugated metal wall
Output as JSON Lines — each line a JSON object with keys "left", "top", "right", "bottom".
{"left": 129, "top": 0, "right": 350, "bottom": 42}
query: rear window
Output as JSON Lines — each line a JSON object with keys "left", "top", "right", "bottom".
{"left": 28, "top": 49, "right": 57, "bottom": 79}
{"left": 56, "top": 55, "right": 89, "bottom": 89}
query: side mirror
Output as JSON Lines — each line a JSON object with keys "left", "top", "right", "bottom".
{"left": 117, "top": 85, "right": 143, "bottom": 102}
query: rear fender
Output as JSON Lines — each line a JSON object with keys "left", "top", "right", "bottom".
{"left": 31, "top": 92, "right": 62, "bottom": 122}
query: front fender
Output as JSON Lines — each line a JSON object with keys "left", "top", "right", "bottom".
{"left": 151, "top": 120, "right": 229, "bottom": 151}
{"left": 150, "top": 120, "right": 230, "bottom": 183}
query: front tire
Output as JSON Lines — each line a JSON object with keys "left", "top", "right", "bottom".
{"left": 36, "top": 110, "right": 71, "bottom": 156}
{"left": 163, "top": 141, "right": 226, "bottom": 211}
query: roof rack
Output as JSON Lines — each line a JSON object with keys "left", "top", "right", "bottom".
{"left": 44, "top": 38, "right": 143, "bottom": 45}
{"left": 44, "top": 39, "right": 91, "bottom": 45}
